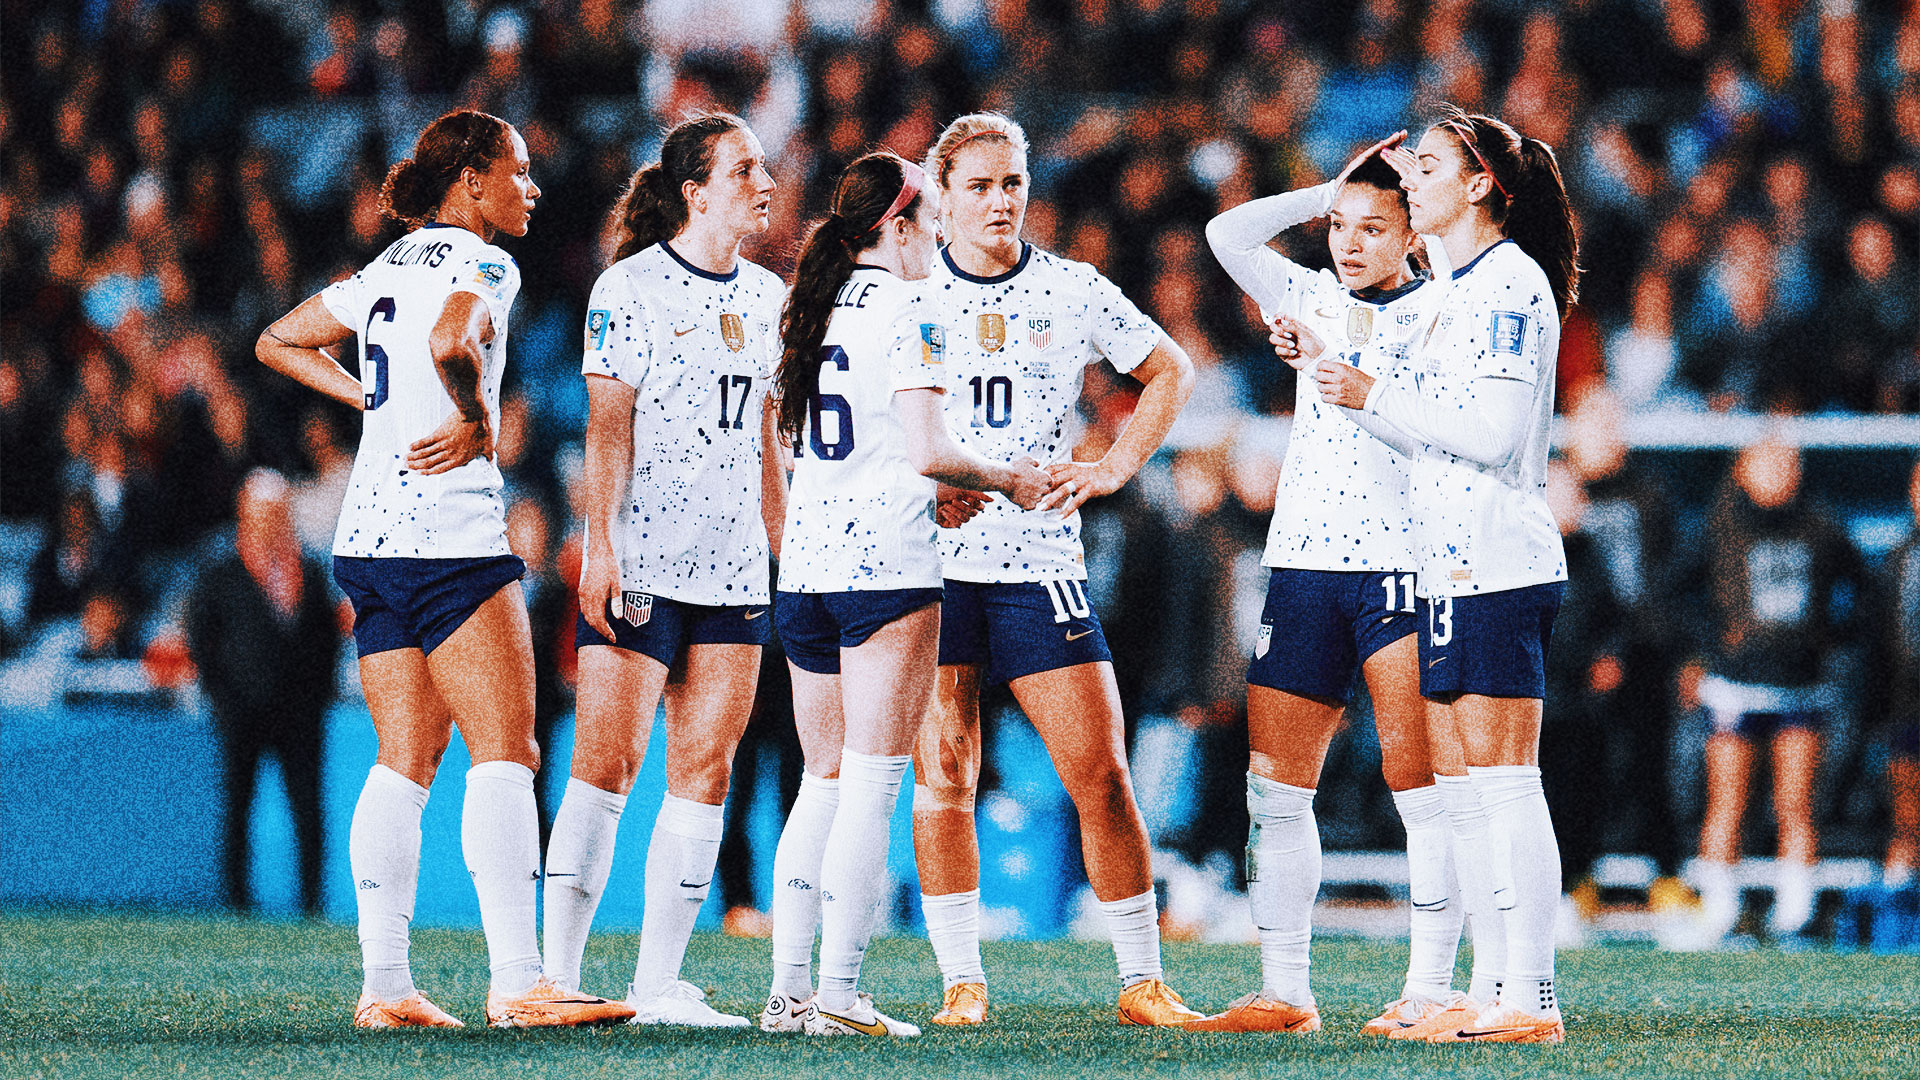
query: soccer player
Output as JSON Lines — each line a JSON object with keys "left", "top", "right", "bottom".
{"left": 908, "top": 112, "right": 1203, "bottom": 1028}
{"left": 758, "top": 151, "right": 1053, "bottom": 1038}
{"left": 1191, "top": 134, "right": 1456, "bottom": 1034}
{"left": 538, "top": 113, "right": 786, "bottom": 1027}
{"left": 254, "top": 110, "right": 632, "bottom": 1029}
{"left": 1313, "top": 108, "right": 1579, "bottom": 1044}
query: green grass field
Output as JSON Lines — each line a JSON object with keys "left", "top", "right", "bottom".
{"left": 4, "top": 912, "right": 1917, "bottom": 1080}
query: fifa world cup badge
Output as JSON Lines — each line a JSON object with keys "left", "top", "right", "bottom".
{"left": 1347, "top": 305, "right": 1375, "bottom": 345}
{"left": 719, "top": 312, "right": 746, "bottom": 352}
{"left": 977, "top": 313, "right": 1006, "bottom": 351}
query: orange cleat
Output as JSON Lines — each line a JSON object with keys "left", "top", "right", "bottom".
{"left": 485, "top": 977, "right": 637, "bottom": 1028}
{"left": 1360, "top": 995, "right": 1449, "bottom": 1036}
{"left": 929, "top": 982, "right": 989, "bottom": 1026}
{"left": 353, "top": 990, "right": 465, "bottom": 1029}
{"left": 1427, "top": 1002, "right": 1565, "bottom": 1044}
{"left": 1117, "top": 978, "right": 1205, "bottom": 1026}
{"left": 1385, "top": 992, "right": 1481, "bottom": 1041}
{"left": 1183, "top": 992, "right": 1321, "bottom": 1033}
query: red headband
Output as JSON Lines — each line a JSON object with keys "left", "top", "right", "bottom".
{"left": 1443, "top": 119, "right": 1510, "bottom": 201}
{"left": 867, "top": 160, "right": 927, "bottom": 232}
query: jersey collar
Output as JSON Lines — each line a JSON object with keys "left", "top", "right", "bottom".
{"left": 1451, "top": 237, "right": 1515, "bottom": 280}
{"left": 660, "top": 240, "right": 739, "bottom": 282}
{"left": 941, "top": 242, "right": 1031, "bottom": 284}
{"left": 1349, "top": 274, "right": 1427, "bottom": 306}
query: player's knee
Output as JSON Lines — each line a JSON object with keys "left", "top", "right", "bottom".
{"left": 1063, "top": 757, "right": 1133, "bottom": 819}
{"left": 913, "top": 781, "right": 976, "bottom": 814}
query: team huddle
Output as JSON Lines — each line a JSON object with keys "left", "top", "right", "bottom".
{"left": 254, "top": 99, "right": 1579, "bottom": 1045}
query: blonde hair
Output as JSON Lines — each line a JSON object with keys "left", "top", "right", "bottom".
{"left": 924, "top": 112, "right": 1030, "bottom": 190}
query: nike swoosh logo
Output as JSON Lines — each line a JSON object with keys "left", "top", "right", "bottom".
{"left": 745, "top": 608, "right": 766, "bottom": 619}
{"left": 679, "top": 878, "right": 712, "bottom": 890}
{"left": 815, "top": 1008, "right": 889, "bottom": 1036}
{"left": 1428, "top": 656, "right": 1446, "bottom": 668}
{"left": 1065, "top": 628, "right": 1093, "bottom": 641}
{"left": 1455, "top": 1027, "right": 1532, "bottom": 1039}
{"left": 546, "top": 872, "right": 578, "bottom": 878}
{"left": 674, "top": 325, "right": 698, "bottom": 336}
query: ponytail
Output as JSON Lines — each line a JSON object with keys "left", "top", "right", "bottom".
{"left": 1429, "top": 106, "right": 1580, "bottom": 317}
{"left": 773, "top": 152, "right": 923, "bottom": 443}
{"left": 379, "top": 110, "right": 512, "bottom": 229}
{"left": 609, "top": 112, "right": 747, "bottom": 263}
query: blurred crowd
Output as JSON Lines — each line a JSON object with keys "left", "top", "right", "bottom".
{"left": 2, "top": 0, "right": 1917, "bottom": 932}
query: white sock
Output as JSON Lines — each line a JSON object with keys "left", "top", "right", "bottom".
{"left": 632, "top": 795, "right": 726, "bottom": 999}
{"left": 1770, "top": 858, "right": 1815, "bottom": 937}
{"left": 1697, "top": 859, "right": 1740, "bottom": 938}
{"left": 541, "top": 778, "right": 628, "bottom": 992}
{"left": 1472, "top": 765, "right": 1561, "bottom": 1017}
{"left": 349, "top": 765, "right": 429, "bottom": 1002}
{"left": 1436, "top": 773, "right": 1506, "bottom": 1003}
{"left": 922, "top": 889, "right": 986, "bottom": 989}
{"left": 816, "top": 751, "right": 909, "bottom": 1012}
{"left": 769, "top": 771, "right": 839, "bottom": 999}
{"left": 1098, "top": 889, "right": 1163, "bottom": 988}
{"left": 1392, "top": 784, "right": 1462, "bottom": 1001}
{"left": 462, "top": 760, "right": 544, "bottom": 996}
{"left": 1246, "top": 773, "right": 1318, "bottom": 1006}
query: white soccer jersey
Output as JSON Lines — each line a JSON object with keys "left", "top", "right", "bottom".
{"left": 1207, "top": 182, "right": 1435, "bottom": 573}
{"left": 582, "top": 242, "right": 784, "bottom": 605}
{"left": 923, "top": 244, "right": 1161, "bottom": 582}
{"left": 1353, "top": 239, "right": 1567, "bottom": 597}
{"left": 777, "top": 267, "right": 946, "bottom": 593}
{"left": 321, "top": 224, "right": 518, "bottom": 559}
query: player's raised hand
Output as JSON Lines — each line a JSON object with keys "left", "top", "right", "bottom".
{"left": 1313, "top": 358, "right": 1375, "bottom": 410}
{"left": 1334, "top": 130, "right": 1408, "bottom": 189}
{"left": 1041, "top": 458, "right": 1121, "bottom": 517}
{"left": 1003, "top": 456, "right": 1055, "bottom": 511}
{"left": 936, "top": 483, "right": 992, "bottom": 528}
{"left": 1381, "top": 142, "right": 1421, "bottom": 187}
{"left": 405, "top": 411, "right": 494, "bottom": 474}
{"left": 1269, "top": 314, "right": 1327, "bottom": 371}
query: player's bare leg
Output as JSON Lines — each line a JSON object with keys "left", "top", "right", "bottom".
{"left": 913, "top": 663, "right": 989, "bottom": 1024}
{"left": 1012, "top": 661, "right": 1202, "bottom": 1026}
{"left": 1767, "top": 727, "right": 1821, "bottom": 937}
{"left": 1889, "top": 753, "right": 1919, "bottom": 886}
{"left": 1697, "top": 731, "right": 1754, "bottom": 944}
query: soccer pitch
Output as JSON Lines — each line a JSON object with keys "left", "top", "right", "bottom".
{"left": 4, "top": 912, "right": 1916, "bottom": 1080}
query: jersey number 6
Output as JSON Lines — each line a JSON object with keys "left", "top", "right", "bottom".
{"left": 363, "top": 296, "right": 396, "bottom": 411}
{"left": 802, "top": 345, "right": 855, "bottom": 460}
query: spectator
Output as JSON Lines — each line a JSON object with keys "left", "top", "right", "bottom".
{"left": 184, "top": 469, "right": 341, "bottom": 915}
{"left": 1868, "top": 459, "right": 1920, "bottom": 889}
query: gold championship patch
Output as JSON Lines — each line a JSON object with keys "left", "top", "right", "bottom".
{"left": 1347, "top": 305, "right": 1375, "bottom": 345}
{"left": 720, "top": 312, "right": 745, "bottom": 352}
{"left": 976, "top": 313, "right": 1006, "bottom": 351}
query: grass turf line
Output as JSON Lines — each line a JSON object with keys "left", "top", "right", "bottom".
{"left": 2, "top": 912, "right": 1917, "bottom": 1080}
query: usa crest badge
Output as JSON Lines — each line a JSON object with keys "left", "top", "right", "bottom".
{"left": 620, "top": 591, "right": 653, "bottom": 626}
{"left": 719, "top": 312, "right": 746, "bottom": 352}
{"left": 1255, "top": 623, "right": 1272, "bottom": 658}
{"left": 1027, "top": 318, "right": 1053, "bottom": 349}
{"left": 976, "top": 313, "right": 1006, "bottom": 351}
{"left": 1346, "top": 305, "right": 1375, "bottom": 345}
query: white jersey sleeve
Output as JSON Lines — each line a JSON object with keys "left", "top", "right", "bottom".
{"left": 1204, "top": 181, "right": 1337, "bottom": 321}
{"left": 329, "top": 225, "right": 516, "bottom": 559}
{"left": 1085, "top": 271, "right": 1160, "bottom": 375}
{"left": 582, "top": 244, "right": 783, "bottom": 605}
{"left": 885, "top": 295, "right": 945, "bottom": 392}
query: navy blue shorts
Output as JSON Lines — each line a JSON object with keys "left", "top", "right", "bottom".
{"left": 1895, "top": 722, "right": 1920, "bottom": 759}
{"left": 775, "top": 587, "right": 943, "bottom": 675}
{"left": 1418, "top": 581, "right": 1564, "bottom": 699}
{"left": 333, "top": 554, "right": 526, "bottom": 657}
{"left": 575, "top": 590, "right": 770, "bottom": 669}
{"left": 1248, "top": 568, "right": 1419, "bottom": 700}
{"left": 937, "top": 578, "right": 1112, "bottom": 685}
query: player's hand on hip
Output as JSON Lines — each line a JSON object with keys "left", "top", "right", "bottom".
{"left": 579, "top": 543, "right": 621, "bottom": 641}
{"left": 405, "top": 412, "right": 494, "bottom": 474}
{"left": 1313, "top": 359, "right": 1374, "bottom": 410}
{"left": 1269, "top": 314, "right": 1326, "bottom": 370}
{"left": 936, "top": 484, "right": 992, "bottom": 528}
{"left": 1042, "top": 458, "right": 1120, "bottom": 517}
{"left": 1003, "top": 457, "right": 1056, "bottom": 512}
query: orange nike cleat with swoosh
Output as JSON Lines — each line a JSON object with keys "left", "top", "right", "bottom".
{"left": 485, "top": 977, "right": 636, "bottom": 1028}
{"left": 353, "top": 990, "right": 465, "bottom": 1029}
{"left": 929, "top": 981, "right": 989, "bottom": 1025}
{"left": 1117, "top": 978, "right": 1205, "bottom": 1026}
{"left": 1183, "top": 992, "right": 1320, "bottom": 1033}
{"left": 1427, "top": 1002, "right": 1565, "bottom": 1044}
{"left": 1385, "top": 991, "right": 1482, "bottom": 1040}
{"left": 1361, "top": 994, "right": 1450, "bottom": 1036}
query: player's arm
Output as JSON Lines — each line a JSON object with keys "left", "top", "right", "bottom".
{"left": 1047, "top": 335, "right": 1195, "bottom": 516}
{"left": 405, "top": 292, "right": 496, "bottom": 474}
{"left": 1319, "top": 361, "right": 1531, "bottom": 466}
{"left": 256, "top": 294, "right": 360, "bottom": 409}
{"left": 895, "top": 388, "right": 1054, "bottom": 510}
{"left": 760, "top": 395, "right": 788, "bottom": 560}
{"left": 578, "top": 372, "right": 636, "bottom": 640}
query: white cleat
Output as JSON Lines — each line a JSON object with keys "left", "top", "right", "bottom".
{"left": 625, "top": 980, "right": 750, "bottom": 1028}
{"left": 803, "top": 992, "right": 921, "bottom": 1037}
{"left": 759, "top": 990, "right": 812, "bottom": 1033}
